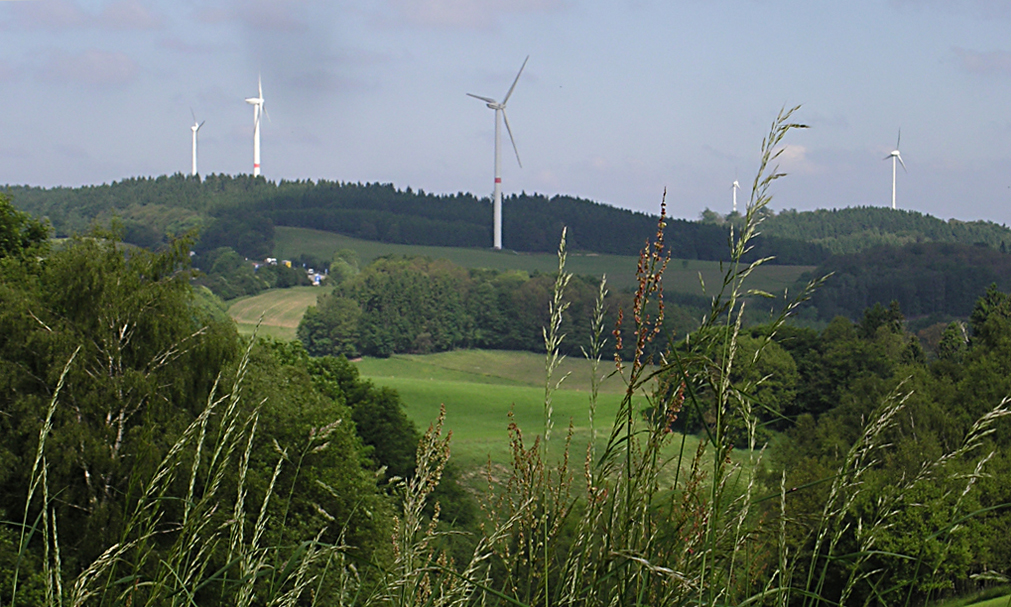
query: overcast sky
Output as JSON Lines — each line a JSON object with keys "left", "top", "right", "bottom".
{"left": 2, "top": 0, "right": 1011, "bottom": 225}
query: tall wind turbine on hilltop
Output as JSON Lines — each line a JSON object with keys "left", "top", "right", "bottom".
{"left": 190, "top": 110, "right": 204, "bottom": 177}
{"left": 468, "top": 56, "right": 528, "bottom": 250}
{"left": 884, "top": 129, "right": 906, "bottom": 210}
{"left": 245, "top": 77, "right": 265, "bottom": 177}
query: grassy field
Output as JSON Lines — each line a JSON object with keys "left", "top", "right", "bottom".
{"left": 354, "top": 349, "right": 634, "bottom": 394}
{"left": 273, "top": 226, "right": 814, "bottom": 295}
{"left": 354, "top": 350, "right": 696, "bottom": 470}
{"left": 931, "top": 589, "right": 1011, "bottom": 607}
{"left": 227, "top": 286, "right": 327, "bottom": 341}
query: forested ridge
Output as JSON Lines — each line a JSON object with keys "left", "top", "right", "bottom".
{"left": 804, "top": 241, "right": 1011, "bottom": 322}
{"left": 10, "top": 173, "right": 1009, "bottom": 266}
{"left": 760, "top": 205, "right": 1011, "bottom": 254}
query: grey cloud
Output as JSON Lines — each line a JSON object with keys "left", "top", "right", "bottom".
{"left": 953, "top": 47, "right": 1011, "bottom": 77}
{"left": 98, "top": 1, "right": 164, "bottom": 30}
{"left": 39, "top": 49, "right": 140, "bottom": 86}
{"left": 205, "top": 1, "right": 384, "bottom": 97}
{"left": 159, "top": 37, "right": 233, "bottom": 54}
{"left": 5, "top": 0, "right": 88, "bottom": 29}
{"left": 198, "top": 0, "right": 309, "bottom": 32}
{"left": 383, "top": 0, "right": 565, "bottom": 29}
{"left": 4, "top": 0, "right": 163, "bottom": 30}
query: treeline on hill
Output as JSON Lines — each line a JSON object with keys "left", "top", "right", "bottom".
{"left": 297, "top": 253, "right": 715, "bottom": 358}
{"left": 702, "top": 205, "right": 1011, "bottom": 256}
{"left": 800, "top": 241, "right": 1011, "bottom": 323}
{"left": 0, "top": 173, "right": 868, "bottom": 265}
{"left": 761, "top": 206, "right": 1011, "bottom": 254}
{"left": 0, "top": 195, "right": 472, "bottom": 604}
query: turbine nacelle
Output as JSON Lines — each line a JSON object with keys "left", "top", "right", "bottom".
{"left": 885, "top": 150, "right": 906, "bottom": 170}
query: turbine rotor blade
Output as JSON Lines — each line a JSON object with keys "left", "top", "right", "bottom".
{"left": 897, "top": 154, "right": 906, "bottom": 171}
{"left": 468, "top": 93, "right": 496, "bottom": 104}
{"left": 896, "top": 128, "right": 901, "bottom": 150}
{"left": 502, "top": 55, "right": 528, "bottom": 105}
{"left": 258, "top": 74, "right": 263, "bottom": 100}
{"left": 502, "top": 109, "right": 521, "bottom": 168}
{"left": 191, "top": 107, "right": 197, "bottom": 124}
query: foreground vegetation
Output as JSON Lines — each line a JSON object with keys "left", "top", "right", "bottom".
{"left": 2, "top": 107, "right": 1011, "bottom": 606}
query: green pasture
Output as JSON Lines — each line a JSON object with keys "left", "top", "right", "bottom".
{"left": 964, "top": 598, "right": 1011, "bottom": 607}
{"left": 932, "top": 589, "right": 1011, "bottom": 607}
{"left": 354, "top": 350, "right": 706, "bottom": 471}
{"left": 273, "top": 226, "right": 813, "bottom": 295}
{"left": 227, "top": 286, "right": 328, "bottom": 341}
{"left": 354, "top": 349, "right": 634, "bottom": 394}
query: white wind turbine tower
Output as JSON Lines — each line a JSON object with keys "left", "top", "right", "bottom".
{"left": 245, "top": 77, "right": 265, "bottom": 176}
{"left": 468, "top": 56, "right": 528, "bottom": 250}
{"left": 190, "top": 110, "right": 204, "bottom": 177}
{"left": 884, "top": 129, "right": 906, "bottom": 210}
{"left": 731, "top": 177, "right": 741, "bottom": 214}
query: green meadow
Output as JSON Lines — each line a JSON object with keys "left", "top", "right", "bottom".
{"left": 353, "top": 350, "right": 697, "bottom": 470}
{"left": 227, "top": 285, "right": 328, "bottom": 341}
{"left": 273, "top": 226, "right": 813, "bottom": 295}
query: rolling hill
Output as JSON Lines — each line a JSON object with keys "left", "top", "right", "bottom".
{"left": 16, "top": 174, "right": 1009, "bottom": 267}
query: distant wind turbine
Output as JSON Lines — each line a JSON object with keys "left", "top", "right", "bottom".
{"left": 731, "top": 176, "right": 741, "bottom": 214}
{"left": 245, "top": 76, "right": 265, "bottom": 177}
{"left": 468, "top": 56, "right": 528, "bottom": 250}
{"left": 190, "top": 109, "right": 204, "bottom": 177}
{"left": 884, "top": 129, "right": 906, "bottom": 210}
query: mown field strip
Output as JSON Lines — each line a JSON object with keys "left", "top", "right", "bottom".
{"left": 227, "top": 286, "right": 327, "bottom": 341}
{"left": 273, "top": 226, "right": 815, "bottom": 295}
{"left": 354, "top": 349, "right": 635, "bottom": 393}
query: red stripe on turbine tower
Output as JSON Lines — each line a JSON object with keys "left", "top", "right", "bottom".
{"left": 495, "top": 178, "right": 502, "bottom": 183}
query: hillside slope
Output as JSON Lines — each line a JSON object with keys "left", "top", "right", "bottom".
{"left": 760, "top": 206, "right": 1011, "bottom": 255}
{"left": 8, "top": 175, "right": 1011, "bottom": 266}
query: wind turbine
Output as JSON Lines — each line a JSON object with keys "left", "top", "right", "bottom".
{"left": 884, "top": 129, "right": 906, "bottom": 210}
{"left": 468, "top": 56, "right": 528, "bottom": 250}
{"left": 731, "top": 176, "right": 741, "bottom": 214}
{"left": 190, "top": 110, "right": 204, "bottom": 177}
{"left": 245, "top": 76, "right": 265, "bottom": 177}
